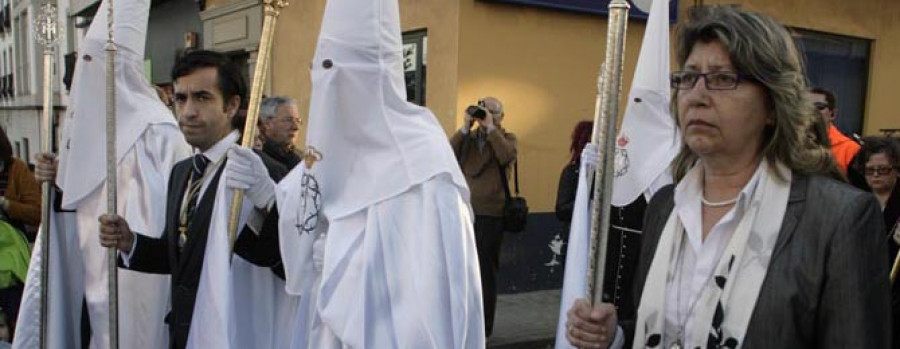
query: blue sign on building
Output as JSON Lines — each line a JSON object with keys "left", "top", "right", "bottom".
{"left": 482, "top": 0, "right": 679, "bottom": 22}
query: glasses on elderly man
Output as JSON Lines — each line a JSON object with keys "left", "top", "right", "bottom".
{"left": 279, "top": 116, "right": 302, "bottom": 126}
{"left": 865, "top": 165, "right": 898, "bottom": 176}
{"left": 670, "top": 71, "right": 752, "bottom": 90}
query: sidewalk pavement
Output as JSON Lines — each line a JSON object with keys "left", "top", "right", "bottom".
{"left": 487, "top": 289, "right": 561, "bottom": 349}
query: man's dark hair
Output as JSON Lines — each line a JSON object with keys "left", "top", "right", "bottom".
{"left": 810, "top": 86, "right": 837, "bottom": 110}
{"left": 0, "top": 127, "right": 11, "bottom": 165}
{"left": 171, "top": 50, "right": 248, "bottom": 110}
{"left": 231, "top": 109, "right": 248, "bottom": 132}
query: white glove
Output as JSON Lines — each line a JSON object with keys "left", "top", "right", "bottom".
{"left": 580, "top": 143, "right": 599, "bottom": 173}
{"left": 226, "top": 145, "right": 276, "bottom": 209}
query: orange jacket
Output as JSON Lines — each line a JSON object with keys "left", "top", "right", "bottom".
{"left": 828, "top": 124, "right": 861, "bottom": 175}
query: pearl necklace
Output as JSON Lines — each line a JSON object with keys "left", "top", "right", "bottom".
{"left": 701, "top": 195, "right": 739, "bottom": 207}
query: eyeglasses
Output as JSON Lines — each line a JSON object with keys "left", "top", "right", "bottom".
{"left": 280, "top": 117, "right": 302, "bottom": 126}
{"left": 813, "top": 102, "right": 830, "bottom": 111}
{"left": 865, "top": 165, "right": 898, "bottom": 176}
{"left": 670, "top": 71, "right": 752, "bottom": 90}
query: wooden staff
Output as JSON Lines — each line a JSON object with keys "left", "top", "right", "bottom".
{"left": 891, "top": 253, "right": 899, "bottom": 285}
{"left": 227, "top": 0, "right": 289, "bottom": 254}
{"left": 586, "top": 0, "right": 630, "bottom": 304}
{"left": 104, "top": 1, "right": 119, "bottom": 347}
{"left": 34, "top": 3, "right": 59, "bottom": 348}
{"left": 891, "top": 221, "right": 899, "bottom": 285}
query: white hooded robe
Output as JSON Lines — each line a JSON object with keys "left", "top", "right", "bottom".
{"left": 276, "top": 0, "right": 485, "bottom": 347}
{"left": 14, "top": 1, "right": 190, "bottom": 348}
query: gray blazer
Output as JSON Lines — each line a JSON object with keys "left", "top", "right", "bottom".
{"left": 626, "top": 174, "right": 892, "bottom": 348}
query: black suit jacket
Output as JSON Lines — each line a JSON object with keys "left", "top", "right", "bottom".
{"left": 123, "top": 157, "right": 282, "bottom": 349}
{"left": 624, "top": 174, "right": 892, "bottom": 348}
{"left": 256, "top": 148, "right": 289, "bottom": 183}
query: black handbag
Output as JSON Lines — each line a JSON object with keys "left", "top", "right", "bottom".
{"left": 498, "top": 160, "right": 528, "bottom": 233}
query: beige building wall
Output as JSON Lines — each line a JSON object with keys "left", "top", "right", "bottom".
{"left": 457, "top": 1, "right": 649, "bottom": 212}
{"left": 270, "top": 0, "right": 461, "bottom": 145}
{"left": 271, "top": 0, "right": 900, "bottom": 213}
{"left": 456, "top": 0, "right": 900, "bottom": 212}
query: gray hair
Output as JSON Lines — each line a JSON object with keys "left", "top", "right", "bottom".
{"left": 670, "top": 5, "right": 838, "bottom": 182}
{"left": 259, "top": 96, "right": 298, "bottom": 122}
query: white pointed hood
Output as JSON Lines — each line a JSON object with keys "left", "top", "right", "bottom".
{"left": 57, "top": 0, "right": 180, "bottom": 208}
{"left": 611, "top": 0, "right": 679, "bottom": 206}
{"left": 303, "top": 0, "right": 468, "bottom": 220}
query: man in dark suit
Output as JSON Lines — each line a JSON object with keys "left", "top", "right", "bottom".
{"left": 97, "top": 50, "right": 282, "bottom": 349}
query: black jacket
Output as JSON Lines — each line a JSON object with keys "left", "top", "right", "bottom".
{"left": 123, "top": 157, "right": 282, "bottom": 349}
{"left": 261, "top": 140, "right": 302, "bottom": 171}
{"left": 555, "top": 161, "right": 646, "bottom": 324}
{"left": 555, "top": 162, "right": 579, "bottom": 225}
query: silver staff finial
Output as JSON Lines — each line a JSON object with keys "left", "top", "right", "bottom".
{"left": 105, "top": 0, "right": 117, "bottom": 52}
{"left": 108, "top": 0, "right": 113, "bottom": 42}
{"left": 35, "top": 3, "right": 59, "bottom": 49}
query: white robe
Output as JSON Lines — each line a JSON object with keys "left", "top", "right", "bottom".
{"left": 14, "top": 125, "right": 189, "bottom": 349}
{"left": 186, "top": 153, "right": 299, "bottom": 349}
{"left": 278, "top": 170, "right": 485, "bottom": 348}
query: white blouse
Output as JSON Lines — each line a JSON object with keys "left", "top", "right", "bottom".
{"left": 662, "top": 162, "right": 763, "bottom": 347}
{"left": 608, "top": 162, "right": 765, "bottom": 349}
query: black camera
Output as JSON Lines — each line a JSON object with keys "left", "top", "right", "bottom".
{"left": 466, "top": 99, "right": 488, "bottom": 119}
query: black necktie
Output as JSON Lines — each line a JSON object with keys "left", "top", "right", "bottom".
{"left": 186, "top": 154, "right": 210, "bottom": 217}
{"left": 179, "top": 154, "right": 209, "bottom": 249}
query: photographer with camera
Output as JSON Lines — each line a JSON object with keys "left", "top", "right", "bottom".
{"left": 449, "top": 96, "right": 518, "bottom": 338}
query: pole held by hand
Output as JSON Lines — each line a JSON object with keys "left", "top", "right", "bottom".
{"left": 227, "top": 0, "right": 289, "bottom": 256}
{"left": 104, "top": 1, "right": 120, "bottom": 347}
{"left": 586, "top": 0, "right": 630, "bottom": 305}
{"left": 34, "top": 3, "right": 59, "bottom": 348}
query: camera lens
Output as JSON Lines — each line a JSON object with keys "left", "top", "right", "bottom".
{"left": 466, "top": 105, "right": 487, "bottom": 119}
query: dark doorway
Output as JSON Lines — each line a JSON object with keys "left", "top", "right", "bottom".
{"left": 795, "top": 29, "right": 871, "bottom": 137}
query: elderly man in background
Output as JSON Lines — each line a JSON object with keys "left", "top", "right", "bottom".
{"left": 258, "top": 96, "right": 303, "bottom": 170}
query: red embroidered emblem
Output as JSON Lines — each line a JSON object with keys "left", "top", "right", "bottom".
{"left": 617, "top": 135, "right": 629, "bottom": 148}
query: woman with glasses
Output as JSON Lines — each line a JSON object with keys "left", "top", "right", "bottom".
{"left": 854, "top": 138, "right": 900, "bottom": 349}
{"left": 565, "top": 6, "right": 891, "bottom": 349}
{"left": 855, "top": 137, "right": 900, "bottom": 257}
